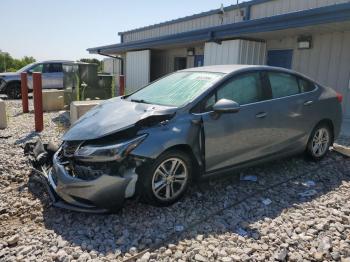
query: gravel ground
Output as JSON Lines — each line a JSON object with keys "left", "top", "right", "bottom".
{"left": 0, "top": 100, "right": 350, "bottom": 262}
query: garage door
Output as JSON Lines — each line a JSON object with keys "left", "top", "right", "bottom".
{"left": 126, "top": 50, "right": 150, "bottom": 94}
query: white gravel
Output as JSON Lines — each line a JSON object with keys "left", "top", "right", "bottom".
{"left": 0, "top": 100, "right": 350, "bottom": 262}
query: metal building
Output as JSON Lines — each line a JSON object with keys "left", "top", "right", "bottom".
{"left": 88, "top": 0, "right": 350, "bottom": 120}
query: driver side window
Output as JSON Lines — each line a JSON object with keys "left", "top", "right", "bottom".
{"left": 203, "top": 72, "right": 263, "bottom": 111}
{"left": 31, "top": 64, "right": 43, "bottom": 73}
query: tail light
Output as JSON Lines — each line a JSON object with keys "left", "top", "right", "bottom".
{"left": 336, "top": 92, "right": 343, "bottom": 103}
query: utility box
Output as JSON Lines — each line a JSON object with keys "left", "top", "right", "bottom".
{"left": 63, "top": 62, "right": 114, "bottom": 107}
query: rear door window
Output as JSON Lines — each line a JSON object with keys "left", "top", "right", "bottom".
{"left": 267, "top": 72, "right": 300, "bottom": 98}
{"left": 49, "top": 63, "right": 63, "bottom": 73}
{"left": 298, "top": 78, "right": 316, "bottom": 92}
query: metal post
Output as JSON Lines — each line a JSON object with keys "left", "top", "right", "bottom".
{"left": 20, "top": 73, "right": 29, "bottom": 113}
{"left": 33, "top": 72, "right": 43, "bottom": 132}
{"left": 119, "top": 75, "right": 125, "bottom": 96}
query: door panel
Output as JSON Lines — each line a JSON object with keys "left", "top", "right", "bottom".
{"left": 264, "top": 72, "right": 318, "bottom": 152}
{"left": 267, "top": 50, "right": 293, "bottom": 69}
{"left": 201, "top": 72, "right": 273, "bottom": 172}
{"left": 203, "top": 103, "right": 273, "bottom": 172}
{"left": 42, "top": 72, "right": 63, "bottom": 89}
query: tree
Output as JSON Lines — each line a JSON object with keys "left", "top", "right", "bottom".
{"left": 78, "top": 58, "right": 102, "bottom": 72}
{"left": 0, "top": 52, "right": 36, "bottom": 72}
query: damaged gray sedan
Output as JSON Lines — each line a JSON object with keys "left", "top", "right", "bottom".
{"left": 44, "top": 65, "right": 342, "bottom": 212}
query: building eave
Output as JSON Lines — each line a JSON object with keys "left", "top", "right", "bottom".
{"left": 87, "top": 2, "right": 350, "bottom": 55}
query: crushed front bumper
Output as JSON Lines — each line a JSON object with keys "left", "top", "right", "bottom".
{"left": 38, "top": 150, "right": 138, "bottom": 213}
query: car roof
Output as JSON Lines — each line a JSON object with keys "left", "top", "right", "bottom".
{"left": 36, "top": 60, "right": 91, "bottom": 65}
{"left": 181, "top": 64, "right": 299, "bottom": 75}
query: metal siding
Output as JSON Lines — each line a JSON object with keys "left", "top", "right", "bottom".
{"left": 204, "top": 39, "right": 266, "bottom": 66}
{"left": 102, "top": 58, "right": 121, "bottom": 75}
{"left": 266, "top": 31, "right": 350, "bottom": 118}
{"left": 250, "top": 0, "right": 350, "bottom": 19}
{"left": 126, "top": 50, "right": 150, "bottom": 94}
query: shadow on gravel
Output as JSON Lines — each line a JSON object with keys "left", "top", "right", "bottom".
{"left": 28, "top": 151, "right": 350, "bottom": 259}
{"left": 15, "top": 131, "right": 40, "bottom": 145}
{"left": 51, "top": 112, "right": 70, "bottom": 131}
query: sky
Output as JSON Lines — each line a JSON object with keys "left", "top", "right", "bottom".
{"left": 1, "top": 0, "right": 249, "bottom": 61}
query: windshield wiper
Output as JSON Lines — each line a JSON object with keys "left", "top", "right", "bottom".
{"left": 131, "top": 99, "right": 151, "bottom": 104}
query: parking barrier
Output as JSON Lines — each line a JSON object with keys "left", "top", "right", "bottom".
{"left": 33, "top": 72, "right": 43, "bottom": 132}
{"left": 20, "top": 72, "right": 29, "bottom": 113}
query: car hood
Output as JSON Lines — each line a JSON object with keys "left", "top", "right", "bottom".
{"left": 0, "top": 72, "right": 19, "bottom": 78}
{"left": 63, "top": 97, "right": 177, "bottom": 141}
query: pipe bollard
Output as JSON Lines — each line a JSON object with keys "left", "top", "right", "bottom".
{"left": 33, "top": 72, "right": 43, "bottom": 132}
{"left": 119, "top": 75, "right": 125, "bottom": 96}
{"left": 20, "top": 72, "right": 29, "bottom": 113}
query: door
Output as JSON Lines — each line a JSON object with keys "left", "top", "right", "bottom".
{"left": 174, "top": 57, "right": 187, "bottom": 71}
{"left": 126, "top": 50, "right": 151, "bottom": 94}
{"left": 201, "top": 72, "right": 273, "bottom": 172}
{"left": 267, "top": 50, "right": 293, "bottom": 69}
{"left": 263, "top": 71, "right": 316, "bottom": 152}
{"left": 194, "top": 55, "right": 204, "bottom": 67}
{"left": 42, "top": 63, "right": 63, "bottom": 89}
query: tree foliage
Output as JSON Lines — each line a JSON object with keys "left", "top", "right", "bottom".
{"left": 0, "top": 52, "right": 36, "bottom": 72}
{"left": 78, "top": 58, "right": 102, "bottom": 72}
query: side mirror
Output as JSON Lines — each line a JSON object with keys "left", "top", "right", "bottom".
{"left": 213, "top": 99, "right": 240, "bottom": 113}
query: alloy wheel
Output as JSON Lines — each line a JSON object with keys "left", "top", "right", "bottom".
{"left": 311, "top": 127, "right": 330, "bottom": 157}
{"left": 151, "top": 157, "right": 188, "bottom": 201}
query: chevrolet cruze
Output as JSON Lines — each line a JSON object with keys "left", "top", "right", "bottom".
{"left": 45, "top": 65, "right": 343, "bottom": 212}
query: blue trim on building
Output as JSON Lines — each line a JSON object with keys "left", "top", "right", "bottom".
{"left": 117, "top": 0, "right": 273, "bottom": 36}
{"left": 88, "top": 2, "right": 350, "bottom": 54}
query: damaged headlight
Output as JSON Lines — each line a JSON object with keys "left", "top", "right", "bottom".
{"left": 74, "top": 134, "right": 147, "bottom": 163}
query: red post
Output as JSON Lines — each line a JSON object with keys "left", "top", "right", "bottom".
{"left": 20, "top": 72, "right": 29, "bottom": 113}
{"left": 119, "top": 75, "right": 125, "bottom": 96}
{"left": 33, "top": 72, "right": 43, "bottom": 132}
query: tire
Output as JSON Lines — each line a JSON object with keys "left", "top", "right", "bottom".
{"left": 306, "top": 123, "right": 333, "bottom": 161}
{"left": 5, "top": 82, "right": 21, "bottom": 99}
{"left": 137, "top": 150, "right": 192, "bottom": 206}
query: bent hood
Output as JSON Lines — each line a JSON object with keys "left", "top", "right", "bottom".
{"left": 63, "top": 97, "right": 176, "bottom": 141}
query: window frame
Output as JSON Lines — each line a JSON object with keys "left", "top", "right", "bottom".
{"left": 297, "top": 76, "right": 317, "bottom": 93}
{"left": 265, "top": 70, "right": 301, "bottom": 99}
{"left": 193, "top": 70, "right": 270, "bottom": 113}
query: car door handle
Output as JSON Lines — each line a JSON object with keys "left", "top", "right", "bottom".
{"left": 256, "top": 112, "right": 267, "bottom": 119}
{"left": 303, "top": 100, "right": 313, "bottom": 106}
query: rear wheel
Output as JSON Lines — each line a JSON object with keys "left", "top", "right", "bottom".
{"left": 138, "top": 150, "right": 192, "bottom": 206}
{"left": 306, "top": 123, "right": 333, "bottom": 161}
{"left": 5, "top": 82, "right": 21, "bottom": 99}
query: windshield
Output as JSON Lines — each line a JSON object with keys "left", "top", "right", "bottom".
{"left": 16, "top": 63, "right": 36, "bottom": 73}
{"left": 128, "top": 71, "right": 224, "bottom": 107}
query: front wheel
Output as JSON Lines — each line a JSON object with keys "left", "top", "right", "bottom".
{"left": 306, "top": 124, "right": 333, "bottom": 161}
{"left": 5, "top": 82, "right": 21, "bottom": 99}
{"left": 138, "top": 150, "right": 192, "bottom": 206}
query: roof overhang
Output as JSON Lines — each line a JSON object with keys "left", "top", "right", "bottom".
{"left": 88, "top": 2, "right": 350, "bottom": 55}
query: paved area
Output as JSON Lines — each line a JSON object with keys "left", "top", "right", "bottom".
{"left": 0, "top": 100, "right": 350, "bottom": 262}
